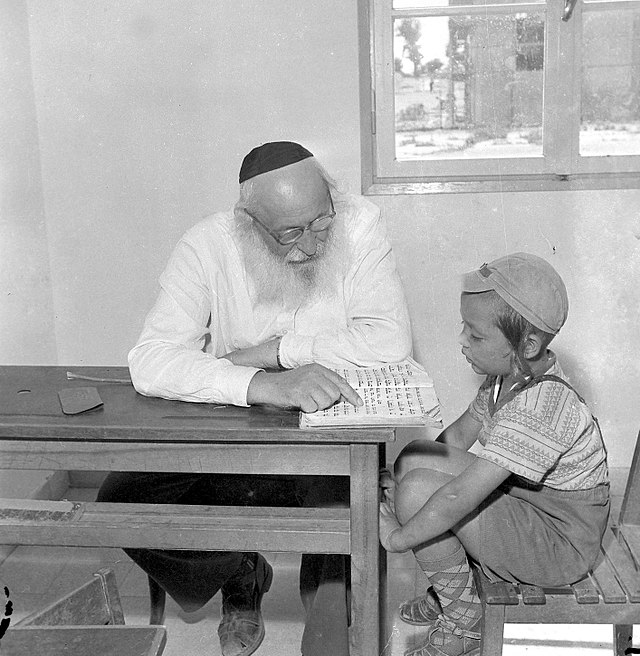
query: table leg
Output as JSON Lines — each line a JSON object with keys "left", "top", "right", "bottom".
{"left": 349, "top": 443, "right": 383, "bottom": 656}
{"left": 378, "top": 444, "right": 389, "bottom": 652}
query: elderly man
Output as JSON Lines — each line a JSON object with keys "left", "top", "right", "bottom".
{"left": 98, "top": 141, "right": 411, "bottom": 656}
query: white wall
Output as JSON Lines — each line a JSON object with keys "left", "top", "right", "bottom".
{"left": 0, "top": 0, "right": 56, "bottom": 363}
{"left": 1, "top": 0, "right": 639, "bottom": 469}
{"left": 0, "top": 1, "right": 58, "bottom": 513}
{"left": 25, "top": 0, "right": 361, "bottom": 365}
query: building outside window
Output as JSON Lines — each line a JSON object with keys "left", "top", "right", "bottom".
{"left": 363, "top": 0, "right": 640, "bottom": 191}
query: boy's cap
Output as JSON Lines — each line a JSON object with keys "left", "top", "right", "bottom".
{"left": 239, "top": 141, "right": 314, "bottom": 184}
{"left": 461, "top": 252, "right": 568, "bottom": 334}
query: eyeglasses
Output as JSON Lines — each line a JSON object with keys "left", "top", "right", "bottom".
{"left": 246, "top": 197, "right": 336, "bottom": 246}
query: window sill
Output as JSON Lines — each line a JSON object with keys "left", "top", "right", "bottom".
{"left": 365, "top": 173, "right": 640, "bottom": 196}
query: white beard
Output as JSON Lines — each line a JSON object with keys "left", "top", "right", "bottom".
{"left": 234, "top": 210, "right": 347, "bottom": 311}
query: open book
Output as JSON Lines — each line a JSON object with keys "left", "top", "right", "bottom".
{"left": 299, "top": 359, "right": 442, "bottom": 429}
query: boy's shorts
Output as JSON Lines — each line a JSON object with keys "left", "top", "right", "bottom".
{"left": 476, "top": 480, "right": 610, "bottom": 587}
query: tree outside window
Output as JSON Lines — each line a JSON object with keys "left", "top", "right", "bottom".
{"left": 365, "top": 0, "right": 640, "bottom": 190}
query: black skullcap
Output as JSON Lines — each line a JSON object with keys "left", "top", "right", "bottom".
{"left": 239, "top": 141, "right": 314, "bottom": 184}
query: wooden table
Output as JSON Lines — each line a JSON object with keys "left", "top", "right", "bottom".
{"left": 0, "top": 625, "right": 167, "bottom": 656}
{"left": 0, "top": 366, "right": 394, "bottom": 656}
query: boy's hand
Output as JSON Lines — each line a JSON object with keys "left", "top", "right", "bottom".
{"left": 379, "top": 501, "right": 406, "bottom": 552}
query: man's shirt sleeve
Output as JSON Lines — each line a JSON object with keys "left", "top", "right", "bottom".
{"left": 128, "top": 234, "right": 260, "bottom": 407}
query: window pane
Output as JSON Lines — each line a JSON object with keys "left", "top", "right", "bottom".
{"left": 580, "top": 9, "right": 640, "bottom": 156}
{"left": 393, "top": 15, "right": 544, "bottom": 160}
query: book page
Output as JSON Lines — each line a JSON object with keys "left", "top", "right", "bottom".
{"left": 300, "top": 383, "right": 442, "bottom": 429}
{"left": 331, "top": 360, "right": 433, "bottom": 389}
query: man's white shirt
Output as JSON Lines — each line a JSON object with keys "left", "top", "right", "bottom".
{"left": 128, "top": 194, "right": 412, "bottom": 407}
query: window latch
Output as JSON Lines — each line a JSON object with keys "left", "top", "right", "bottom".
{"left": 562, "top": 0, "right": 578, "bottom": 21}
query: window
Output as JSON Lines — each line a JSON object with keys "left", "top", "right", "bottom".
{"left": 363, "top": 0, "right": 640, "bottom": 191}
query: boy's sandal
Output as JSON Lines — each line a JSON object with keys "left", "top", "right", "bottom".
{"left": 399, "top": 588, "right": 442, "bottom": 625}
{"left": 404, "top": 615, "right": 481, "bottom": 656}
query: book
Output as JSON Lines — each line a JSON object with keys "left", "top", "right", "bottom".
{"left": 299, "top": 359, "right": 442, "bottom": 429}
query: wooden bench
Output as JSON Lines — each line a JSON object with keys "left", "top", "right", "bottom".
{"left": 4, "top": 568, "right": 167, "bottom": 656}
{"left": 15, "top": 567, "right": 125, "bottom": 627}
{"left": 1, "top": 626, "right": 167, "bottom": 656}
{"left": 476, "top": 430, "right": 640, "bottom": 655}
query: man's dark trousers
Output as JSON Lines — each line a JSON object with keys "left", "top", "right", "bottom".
{"left": 97, "top": 472, "right": 350, "bottom": 655}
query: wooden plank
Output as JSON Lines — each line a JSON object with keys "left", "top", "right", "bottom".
{"left": 520, "top": 584, "right": 546, "bottom": 605}
{"left": 619, "top": 429, "right": 640, "bottom": 526}
{"left": 0, "top": 420, "right": 395, "bottom": 444}
{"left": 614, "top": 625, "right": 634, "bottom": 655}
{"left": 571, "top": 577, "right": 600, "bottom": 604}
{"left": 16, "top": 568, "right": 124, "bottom": 627}
{"left": 378, "top": 445, "right": 389, "bottom": 649}
{"left": 480, "top": 603, "right": 506, "bottom": 656}
{"left": 0, "top": 498, "right": 80, "bottom": 522}
{"left": 0, "top": 440, "right": 351, "bottom": 476}
{"left": 0, "top": 501, "right": 351, "bottom": 554}
{"left": 348, "top": 443, "right": 382, "bottom": 656}
{"left": 482, "top": 579, "right": 520, "bottom": 606}
{"left": 603, "top": 528, "right": 640, "bottom": 602}
{"left": 97, "top": 568, "right": 126, "bottom": 625}
{"left": 0, "top": 626, "right": 167, "bottom": 656}
{"left": 620, "top": 524, "right": 640, "bottom": 566}
{"left": 591, "top": 553, "right": 628, "bottom": 604}
{"left": 473, "top": 563, "right": 519, "bottom": 607}
{"left": 503, "top": 593, "right": 640, "bottom": 624}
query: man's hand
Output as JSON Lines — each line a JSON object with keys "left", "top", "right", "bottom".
{"left": 246, "top": 364, "right": 363, "bottom": 412}
{"left": 222, "top": 338, "right": 280, "bottom": 370}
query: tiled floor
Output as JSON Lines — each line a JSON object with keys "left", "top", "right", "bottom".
{"left": 0, "top": 476, "right": 635, "bottom": 656}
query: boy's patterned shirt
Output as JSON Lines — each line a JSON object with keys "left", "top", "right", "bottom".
{"left": 469, "top": 356, "right": 609, "bottom": 490}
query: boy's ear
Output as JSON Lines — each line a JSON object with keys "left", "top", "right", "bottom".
{"left": 523, "top": 332, "right": 544, "bottom": 360}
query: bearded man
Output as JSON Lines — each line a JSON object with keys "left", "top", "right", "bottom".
{"left": 98, "top": 141, "right": 411, "bottom": 656}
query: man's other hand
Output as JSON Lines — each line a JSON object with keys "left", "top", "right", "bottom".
{"left": 222, "top": 338, "right": 280, "bottom": 370}
{"left": 246, "top": 364, "right": 363, "bottom": 412}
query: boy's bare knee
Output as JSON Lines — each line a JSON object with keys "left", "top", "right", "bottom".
{"left": 401, "top": 468, "right": 451, "bottom": 494}
{"left": 394, "top": 439, "right": 430, "bottom": 479}
{"left": 395, "top": 468, "right": 452, "bottom": 522}
{"left": 395, "top": 441, "right": 475, "bottom": 482}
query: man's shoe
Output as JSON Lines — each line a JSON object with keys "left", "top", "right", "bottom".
{"left": 399, "top": 588, "right": 442, "bottom": 625}
{"left": 219, "top": 553, "right": 273, "bottom": 656}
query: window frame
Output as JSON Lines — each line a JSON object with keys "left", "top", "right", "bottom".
{"left": 360, "top": 0, "right": 640, "bottom": 193}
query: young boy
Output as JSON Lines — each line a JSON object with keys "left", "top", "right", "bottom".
{"left": 379, "top": 253, "right": 610, "bottom": 656}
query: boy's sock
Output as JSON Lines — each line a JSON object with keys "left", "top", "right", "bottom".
{"left": 415, "top": 545, "right": 482, "bottom": 630}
